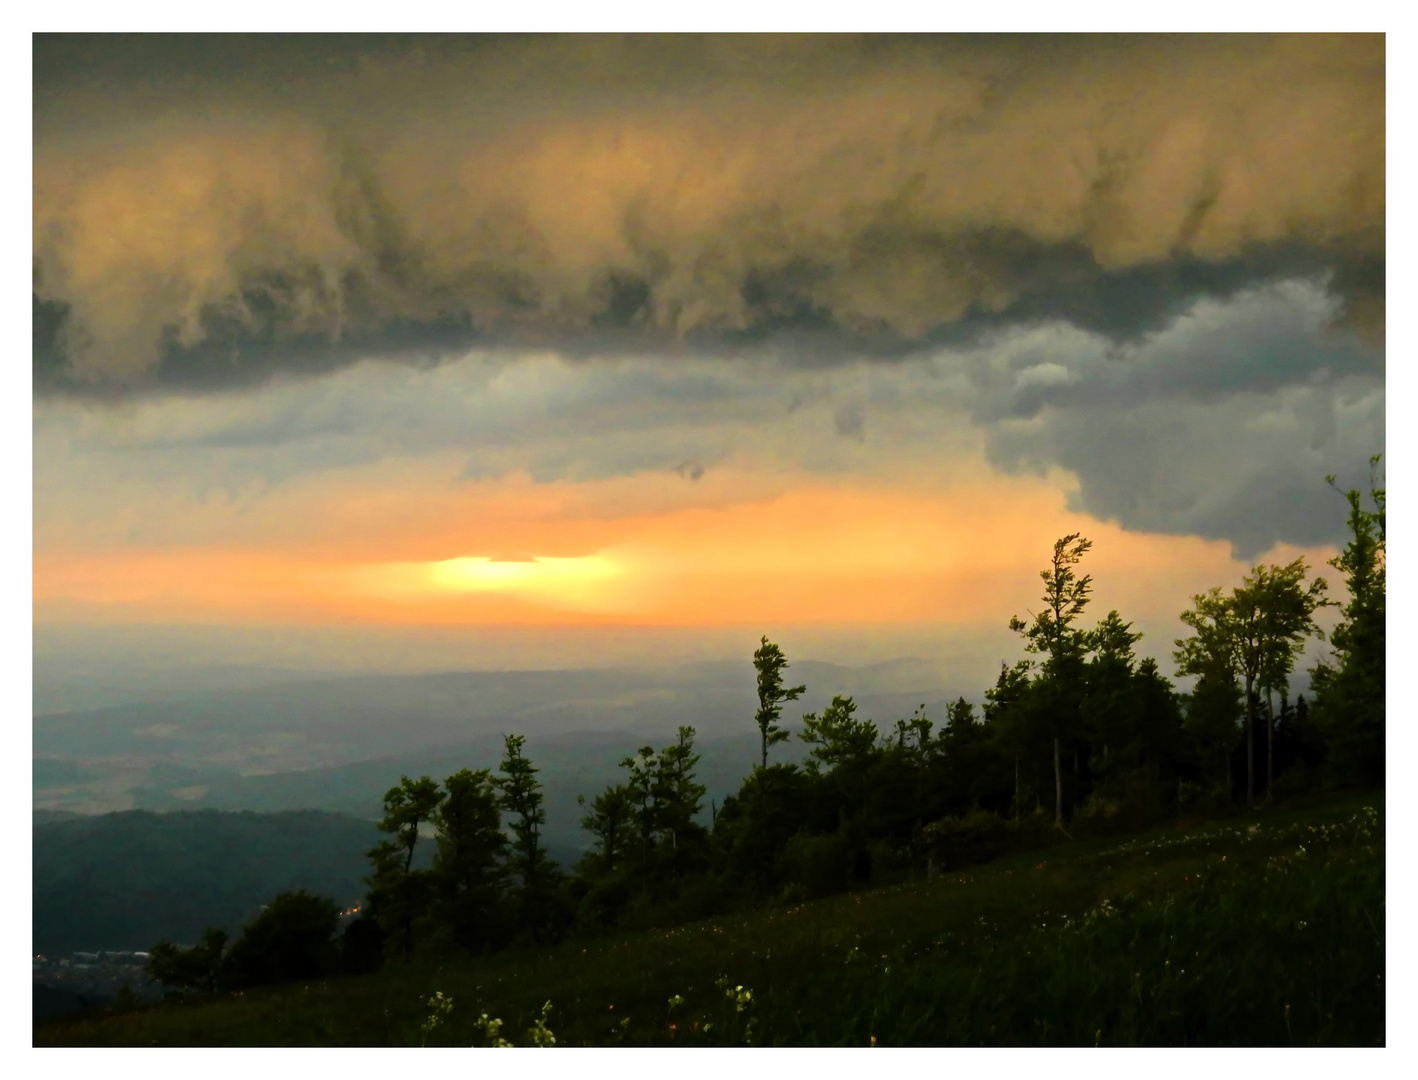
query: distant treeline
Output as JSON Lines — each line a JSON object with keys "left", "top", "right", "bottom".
{"left": 146, "top": 459, "right": 1384, "bottom": 994}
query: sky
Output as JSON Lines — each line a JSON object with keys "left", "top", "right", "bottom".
{"left": 29, "top": 32, "right": 1386, "bottom": 689}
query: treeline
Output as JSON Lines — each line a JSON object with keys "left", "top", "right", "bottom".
{"left": 146, "top": 460, "right": 1384, "bottom": 991}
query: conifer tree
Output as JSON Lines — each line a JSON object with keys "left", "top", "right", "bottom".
{"left": 497, "top": 735, "right": 550, "bottom": 894}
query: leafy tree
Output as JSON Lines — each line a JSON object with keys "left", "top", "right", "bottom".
{"left": 1010, "top": 533, "right": 1095, "bottom": 828}
{"left": 1248, "top": 560, "right": 1331, "bottom": 799}
{"left": 1083, "top": 610, "right": 1143, "bottom": 781}
{"left": 1175, "top": 590, "right": 1243, "bottom": 803}
{"left": 657, "top": 726, "right": 708, "bottom": 860}
{"left": 712, "top": 763, "right": 813, "bottom": 896}
{"left": 620, "top": 745, "right": 662, "bottom": 879}
{"left": 1311, "top": 455, "right": 1385, "bottom": 784}
{"left": 498, "top": 734, "right": 562, "bottom": 940}
{"left": 366, "top": 775, "right": 444, "bottom": 958}
{"left": 145, "top": 928, "right": 227, "bottom": 996}
{"left": 497, "top": 735, "right": 549, "bottom": 889}
{"left": 984, "top": 660, "right": 1035, "bottom": 821}
{"left": 800, "top": 695, "right": 880, "bottom": 777}
{"left": 800, "top": 694, "right": 881, "bottom": 828}
{"left": 432, "top": 768, "right": 507, "bottom": 953}
{"left": 752, "top": 636, "right": 806, "bottom": 769}
{"left": 222, "top": 890, "right": 340, "bottom": 989}
{"left": 1177, "top": 561, "right": 1328, "bottom": 804}
{"left": 577, "top": 783, "right": 636, "bottom": 877}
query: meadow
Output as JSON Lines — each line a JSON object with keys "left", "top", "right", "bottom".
{"left": 35, "top": 790, "right": 1383, "bottom": 1047}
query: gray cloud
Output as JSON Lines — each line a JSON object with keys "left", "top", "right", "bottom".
{"left": 33, "top": 33, "right": 1383, "bottom": 396}
{"left": 962, "top": 280, "right": 1384, "bottom": 557}
{"left": 34, "top": 276, "right": 1383, "bottom": 560}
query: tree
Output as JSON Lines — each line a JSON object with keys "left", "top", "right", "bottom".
{"left": 366, "top": 775, "right": 444, "bottom": 958}
{"left": 146, "top": 928, "right": 227, "bottom": 996}
{"left": 1249, "top": 560, "right": 1330, "bottom": 799}
{"left": 432, "top": 768, "right": 507, "bottom": 953}
{"left": 753, "top": 636, "right": 806, "bottom": 769}
{"left": 1311, "top": 455, "right": 1385, "bottom": 784}
{"left": 620, "top": 744, "right": 662, "bottom": 879}
{"left": 577, "top": 783, "right": 636, "bottom": 876}
{"left": 1175, "top": 588, "right": 1242, "bottom": 803}
{"left": 800, "top": 694, "right": 881, "bottom": 822}
{"left": 1083, "top": 610, "right": 1143, "bottom": 781}
{"left": 657, "top": 726, "right": 708, "bottom": 859}
{"left": 800, "top": 695, "right": 880, "bottom": 776}
{"left": 222, "top": 890, "right": 340, "bottom": 989}
{"left": 497, "top": 735, "right": 548, "bottom": 887}
{"left": 1177, "top": 561, "right": 1327, "bottom": 805}
{"left": 1010, "top": 533, "right": 1094, "bottom": 828}
{"left": 985, "top": 660, "right": 1035, "bottom": 821}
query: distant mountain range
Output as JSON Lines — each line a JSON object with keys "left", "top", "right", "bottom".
{"left": 34, "top": 660, "right": 967, "bottom": 831}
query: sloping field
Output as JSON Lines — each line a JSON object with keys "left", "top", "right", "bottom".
{"left": 36, "top": 792, "right": 1383, "bottom": 1047}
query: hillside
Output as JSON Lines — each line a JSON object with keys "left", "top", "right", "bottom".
{"left": 33, "top": 810, "right": 384, "bottom": 953}
{"left": 35, "top": 792, "right": 1384, "bottom": 1046}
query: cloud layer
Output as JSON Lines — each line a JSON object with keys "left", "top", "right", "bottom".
{"left": 34, "top": 34, "right": 1383, "bottom": 393}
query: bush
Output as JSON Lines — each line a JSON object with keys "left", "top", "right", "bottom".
{"left": 1072, "top": 794, "right": 1128, "bottom": 838}
{"left": 921, "top": 809, "right": 1010, "bottom": 871}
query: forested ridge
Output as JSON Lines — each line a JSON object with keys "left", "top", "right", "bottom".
{"left": 33, "top": 810, "right": 383, "bottom": 953}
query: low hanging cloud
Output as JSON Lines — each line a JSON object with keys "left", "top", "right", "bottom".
{"left": 33, "top": 33, "right": 1383, "bottom": 394}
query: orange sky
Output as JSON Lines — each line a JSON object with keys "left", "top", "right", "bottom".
{"left": 33, "top": 466, "right": 1337, "bottom": 634}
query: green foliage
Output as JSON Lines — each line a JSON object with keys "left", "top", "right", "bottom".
{"left": 432, "top": 768, "right": 506, "bottom": 953}
{"left": 577, "top": 783, "right": 635, "bottom": 877}
{"left": 1176, "top": 557, "right": 1330, "bottom": 802}
{"left": 222, "top": 890, "right": 340, "bottom": 990}
{"left": 1010, "top": 533, "right": 1095, "bottom": 826}
{"left": 752, "top": 637, "right": 806, "bottom": 769}
{"left": 366, "top": 775, "right": 444, "bottom": 958}
{"left": 1312, "top": 455, "right": 1385, "bottom": 785}
{"left": 1010, "top": 533, "right": 1094, "bottom": 674}
{"left": 800, "top": 695, "right": 879, "bottom": 774}
{"left": 145, "top": 928, "right": 228, "bottom": 996}
{"left": 497, "top": 734, "right": 564, "bottom": 941}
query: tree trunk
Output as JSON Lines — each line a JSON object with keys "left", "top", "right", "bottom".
{"left": 1266, "top": 690, "right": 1275, "bottom": 802}
{"left": 1054, "top": 736, "right": 1063, "bottom": 827}
{"left": 1244, "top": 676, "right": 1255, "bottom": 804}
{"left": 1014, "top": 756, "right": 1020, "bottom": 823}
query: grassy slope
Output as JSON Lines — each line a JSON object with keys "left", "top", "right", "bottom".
{"left": 35, "top": 791, "right": 1384, "bottom": 1047}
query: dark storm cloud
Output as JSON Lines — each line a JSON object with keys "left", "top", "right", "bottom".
{"left": 32, "top": 33, "right": 1383, "bottom": 396}
{"left": 963, "top": 279, "right": 1384, "bottom": 558}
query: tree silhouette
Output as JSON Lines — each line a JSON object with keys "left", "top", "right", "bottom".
{"left": 432, "top": 768, "right": 507, "bottom": 953}
{"left": 1312, "top": 454, "right": 1385, "bottom": 784}
{"left": 1010, "top": 533, "right": 1094, "bottom": 828}
{"left": 366, "top": 775, "right": 444, "bottom": 958}
{"left": 752, "top": 636, "right": 806, "bottom": 769}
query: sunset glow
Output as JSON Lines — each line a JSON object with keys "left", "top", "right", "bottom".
{"left": 31, "top": 32, "right": 1380, "bottom": 677}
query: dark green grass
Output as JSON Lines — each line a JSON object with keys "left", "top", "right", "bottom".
{"left": 36, "top": 791, "right": 1383, "bottom": 1047}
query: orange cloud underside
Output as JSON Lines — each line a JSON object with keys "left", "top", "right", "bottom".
{"left": 35, "top": 471, "right": 1324, "bottom": 630}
